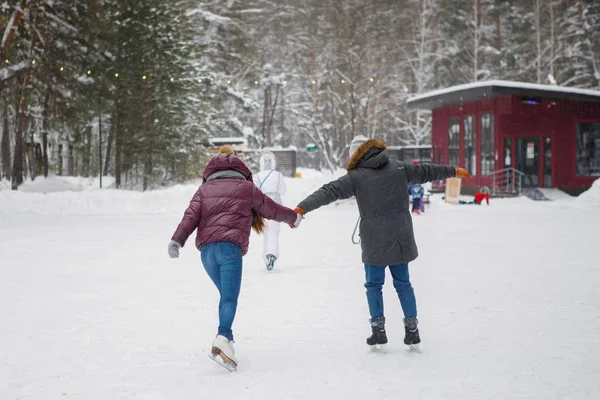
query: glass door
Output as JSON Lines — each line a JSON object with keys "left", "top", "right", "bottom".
{"left": 543, "top": 137, "right": 552, "bottom": 187}
{"left": 516, "top": 137, "right": 540, "bottom": 188}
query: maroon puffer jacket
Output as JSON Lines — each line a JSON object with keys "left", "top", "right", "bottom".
{"left": 171, "top": 154, "right": 298, "bottom": 255}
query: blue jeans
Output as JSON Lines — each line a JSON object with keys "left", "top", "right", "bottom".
{"left": 364, "top": 263, "right": 417, "bottom": 321}
{"left": 200, "top": 242, "right": 243, "bottom": 341}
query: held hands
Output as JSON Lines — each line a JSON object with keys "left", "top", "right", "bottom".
{"left": 290, "top": 206, "right": 304, "bottom": 229}
{"left": 455, "top": 167, "right": 470, "bottom": 180}
{"left": 168, "top": 240, "right": 181, "bottom": 259}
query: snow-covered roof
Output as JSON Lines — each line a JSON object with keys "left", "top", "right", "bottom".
{"left": 407, "top": 80, "right": 600, "bottom": 110}
{"left": 208, "top": 137, "right": 247, "bottom": 146}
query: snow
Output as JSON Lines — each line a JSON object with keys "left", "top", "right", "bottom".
{"left": 45, "top": 11, "right": 78, "bottom": 33}
{"left": 185, "top": 9, "right": 231, "bottom": 24}
{"left": 0, "top": 2, "right": 18, "bottom": 49}
{"left": 76, "top": 75, "right": 94, "bottom": 84}
{"left": 407, "top": 79, "right": 600, "bottom": 104}
{"left": 1, "top": 172, "right": 600, "bottom": 399}
{"left": 0, "top": 60, "right": 29, "bottom": 81}
{"left": 574, "top": 178, "right": 600, "bottom": 208}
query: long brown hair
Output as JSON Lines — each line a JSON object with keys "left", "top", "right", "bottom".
{"left": 218, "top": 145, "right": 263, "bottom": 233}
{"left": 252, "top": 210, "right": 266, "bottom": 234}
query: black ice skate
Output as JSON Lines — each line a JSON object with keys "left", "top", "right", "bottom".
{"left": 403, "top": 317, "right": 421, "bottom": 353}
{"left": 366, "top": 317, "right": 388, "bottom": 352}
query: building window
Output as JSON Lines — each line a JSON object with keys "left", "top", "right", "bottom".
{"left": 576, "top": 123, "right": 600, "bottom": 176}
{"left": 480, "top": 113, "right": 495, "bottom": 175}
{"left": 464, "top": 116, "right": 476, "bottom": 175}
{"left": 448, "top": 118, "right": 459, "bottom": 166}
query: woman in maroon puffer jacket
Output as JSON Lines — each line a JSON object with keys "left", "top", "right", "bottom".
{"left": 168, "top": 147, "right": 302, "bottom": 370}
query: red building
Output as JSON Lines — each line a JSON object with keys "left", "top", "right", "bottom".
{"left": 407, "top": 80, "right": 600, "bottom": 194}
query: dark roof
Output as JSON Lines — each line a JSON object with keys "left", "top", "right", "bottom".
{"left": 406, "top": 80, "right": 600, "bottom": 110}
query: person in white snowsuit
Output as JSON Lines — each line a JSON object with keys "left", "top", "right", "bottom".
{"left": 253, "top": 151, "right": 287, "bottom": 270}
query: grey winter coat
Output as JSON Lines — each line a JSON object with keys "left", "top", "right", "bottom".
{"left": 297, "top": 139, "right": 456, "bottom": 266}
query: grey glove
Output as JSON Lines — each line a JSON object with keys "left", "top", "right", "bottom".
{"left": 168, "top": 240, "right": 181, "bottom": 259}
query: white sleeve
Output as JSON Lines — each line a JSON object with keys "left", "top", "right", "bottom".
{"left": 278, "top": 172, "right": 287, "bottom": 198}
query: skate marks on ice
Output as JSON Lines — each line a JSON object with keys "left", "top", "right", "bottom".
{"left": 408, "top": 344, "right": 421, "bottom": 354}
{"left": 369, "top": 343, "right": 388, "bottom": 354}
{"left": 208, "top": 353, "right": 237, "bottom": 372}
{"left": 368, "top": 343, "right": 421, "bottom": 355}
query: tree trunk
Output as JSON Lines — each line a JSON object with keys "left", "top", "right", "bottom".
{"left": 82, "top": 125, "right": 91, "bottom": 177}
{"left": 279, "top": 88, "right": 287, "bottom": 147}
{"left": 26, "top": 135, "right": 34, "bottom": 180}
{"left": 549, "top": 1, "right": 555, "bottom": 79}
{"left": 473, "top": 0, "right": 480, "bottom": 82}
{"left": 35, "top": 142, "right": 42, "bottom": 177}
{"left": 1, "top": 100, "right": 11, "bottom": 180}
{"left": 266, "top": 86, "right": 280, "bottom": 144}
{"left": 68, "top": 142, "right": 74, "bottom": 175}
{"left": 11, "top": 24, "right": 36, "bottom": 189}
{"left": 12, "top": 70, "right": 32, "bottom": 189}
{"left": 261, "top": 86, "right": 270, "bottom": 147}
{"left": 114, "top": 109, "right": 122, "bottom": 187}
{"left": 535, "top": 0, "right": 542, "bottom": 83}
{"left": 41, "top": 86, "right": 51, "bottom": 177}
{"left": 114, "top": 7, "right": 123, "bottom": 188}
{"left": 58, "top": 144, "right": 63, "bottom": 176}
{"left": 142, "top": 77, "right": 151, "bottom": 191}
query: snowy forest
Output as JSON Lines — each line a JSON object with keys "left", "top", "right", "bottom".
{"left": 1, "top": 0, "right": 599, "bottom": 190}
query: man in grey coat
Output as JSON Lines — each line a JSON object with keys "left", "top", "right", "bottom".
{"left": 295, "top": 135, "right": 469, "bottom": 350}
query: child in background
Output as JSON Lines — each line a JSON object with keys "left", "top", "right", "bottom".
{"left": 410, "top": 184, "right": 425, "bottom": 215}
{"left": 474, "top": 186, "right": 490, "bottom": 205}
{"left": 253, "top": 151, "right": 287, "bottom": 271}
{"left": 459, "top": 186, "right": 490, "bottom": 205}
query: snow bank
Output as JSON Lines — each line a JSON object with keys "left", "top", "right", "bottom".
{"left": 0, "top": 175, "right": 200, "bottom": 216}
{"left": 574, "top": 178, "right": 600, "bottom": 208}
{"left": 0, "top": 171, "right": 338, "bottom": 216}
{"left": 0, "top": 176, "right": 117, "bottom": 193}
{"left": 0, "top": 184, "right": 198, "bottom": 216}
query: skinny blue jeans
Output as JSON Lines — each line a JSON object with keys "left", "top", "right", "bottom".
{"left": 200, "top": 242, "right": 243, "bottom": 341}
{"left": 364, "top": 263, "right": 417, "bottom": 321}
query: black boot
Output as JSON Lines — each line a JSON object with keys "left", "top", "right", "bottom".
{"left": 366, "top": 317, "right": 388, "bottom": 346}
{"left": 403, "top": 317, "right": 420, "bottom": 345}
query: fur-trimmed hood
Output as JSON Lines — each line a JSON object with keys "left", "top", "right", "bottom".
{"left": 202, "top": 154, "right": 253, "bottom": 183}
{"left": 346, "top": 138, "right": 388, "bottom": 171}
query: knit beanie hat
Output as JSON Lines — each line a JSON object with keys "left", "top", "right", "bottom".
{"left": 349, "top": 135, "right": 369, "bottom": 157}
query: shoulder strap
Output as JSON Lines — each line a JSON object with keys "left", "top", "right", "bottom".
{"left": 259, "top": 170, "right": 275, "bottom": 190}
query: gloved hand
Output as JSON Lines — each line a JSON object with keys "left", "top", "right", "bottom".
{"left": 290, "top": 206, "right": 304, "bottom": 229}
{"left": 168, "top": 240, "right": 181, "bottom": 259}
{"left": 455, "top": 167, "right": 470, "bottom": 180}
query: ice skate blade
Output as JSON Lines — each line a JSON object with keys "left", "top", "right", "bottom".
{"left": 369, "top": 343, "right": 388, "bottom": 353}
{"left": 209, "top": 347, "right": 237, "bottom": 372}
{"left": 409, "top": 344, "right": 421, "bottom": 353}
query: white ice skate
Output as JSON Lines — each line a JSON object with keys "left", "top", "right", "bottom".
{"left": 209, "top": 335, "right": 238, "bottom": 372}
